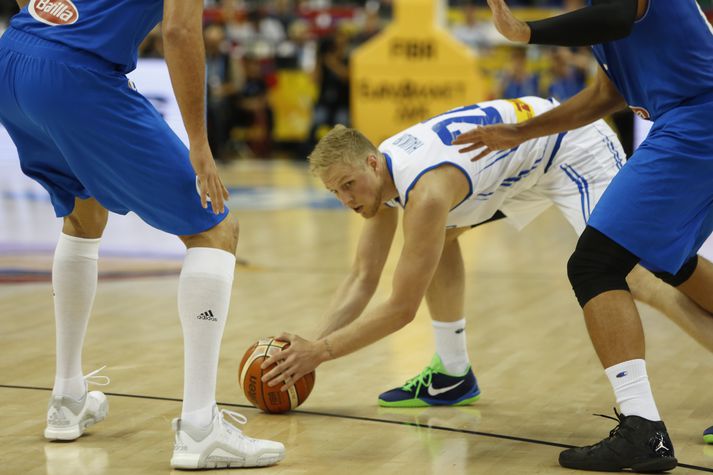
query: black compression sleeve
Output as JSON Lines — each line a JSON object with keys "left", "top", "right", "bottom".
{"left": 527, "top": 0, "right": 638, "bottom": 47}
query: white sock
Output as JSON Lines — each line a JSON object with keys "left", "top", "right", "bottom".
{"left": 432, "top": 318, "right": 470, "bottom": 375}
{"left": 178, "top": 247, "right": 235, "bottom": 427}
{"left": 605, "top": 359, "right": 661, "bottom": 421}
{"left": 51, "top": 233, "right": 100, "bottom": 400}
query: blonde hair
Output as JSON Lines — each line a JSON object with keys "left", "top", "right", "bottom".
{"left": 308, "top": 125, "right": 378, "bottom": 175}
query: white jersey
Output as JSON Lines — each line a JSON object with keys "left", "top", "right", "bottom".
{"left": 378, "top": 97, "right": 626, "bottom": 234}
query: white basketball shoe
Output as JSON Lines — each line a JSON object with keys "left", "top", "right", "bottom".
{"left": 44, "top": 367, "right": 110, "bottom": 441}
{"left": 171, "top": 407, "right": 285, "bottom": 469}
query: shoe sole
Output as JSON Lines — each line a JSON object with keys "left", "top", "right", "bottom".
{"left": 44, "top": 397, "right": 109, "bottom": 441}
{"left": 705, "top": 433, "right": 713, "bottom": 444}
{"left": 171, "top": 452, "right": 284, "bottom": 470}
{"left": 559, "top": 455, "right": 677, "bottom": 472}
{"left": 378, "top": 393, "right": 480, "bottom": 408}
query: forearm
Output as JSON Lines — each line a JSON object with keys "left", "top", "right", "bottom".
{"left": 318, "top": 273, "right": 378, "bottom": 338}
{"left": 516, "top": 80, "right": 626, "bottom": 140}
{"left": 527, "top": 0, "right": 637, "bottom": 46}
{"left": 162, "top": 25, "right": 208, "bottom": 146}
{"left": 321, "top": 299, "right": 413, "bottom": 360}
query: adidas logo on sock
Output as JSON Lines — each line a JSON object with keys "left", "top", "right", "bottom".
{"left": 196, "top": 310, "right": 217, "bottom": 321}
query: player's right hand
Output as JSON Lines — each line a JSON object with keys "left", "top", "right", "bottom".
{"left": 487, "top": 0, "right": 531, "bottom": 43}
{"left": 190, "top": 144, "right": 229, "bottom": 214}
{"left": 452, "top": 123, "right": 526, "bottom": 161}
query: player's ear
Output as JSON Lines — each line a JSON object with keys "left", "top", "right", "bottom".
{"left": 366, "top": 154, "right": 378, "bottom": 171}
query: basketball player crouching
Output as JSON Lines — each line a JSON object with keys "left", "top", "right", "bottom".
{"left": 262, "top": 96, "right": 713, "bottom": 416}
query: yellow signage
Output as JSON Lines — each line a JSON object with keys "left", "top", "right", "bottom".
{"left": 351, "top": 0, "right": 485, "bottom": 145}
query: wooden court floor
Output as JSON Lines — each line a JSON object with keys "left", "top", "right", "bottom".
{"left": 1, "top": 160, "right": 712, "bottom": 474}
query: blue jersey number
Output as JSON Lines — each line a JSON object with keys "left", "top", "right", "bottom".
{"left": 428, "top": 106, "right": 503, "bottom": 146}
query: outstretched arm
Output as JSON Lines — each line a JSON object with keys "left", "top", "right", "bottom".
{"left": 453, "top": 68, "right": 627, "bottom": 159}
{"left": 262, "top": 172, "right": 456, "bottom": 390}
{"left": 486, "top": 0, "right": 641, "bottom": 46}
{"left": 317, "top": 206, "right": 399, "bottom": 338}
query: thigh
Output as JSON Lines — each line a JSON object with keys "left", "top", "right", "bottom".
{"left": 538, "top": 121, "right": 623, "bottom": 236}
{"left": 0, "top": 50, "right": 88, "bottom": 217}
{"left": 19, "top": 63, "right": 228, "bottom": 236}
{"left": 588, "top": 107, "right": 713, "bottom": 274}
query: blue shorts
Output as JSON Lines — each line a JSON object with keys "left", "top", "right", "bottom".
{"left": 0, "top": 28, "right": 228, "bottom": 236}
{"left": 588, "top": 96, "right": 713, "bottom": 274}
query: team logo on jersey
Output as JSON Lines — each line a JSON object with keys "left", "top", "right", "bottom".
{"left": 507, "top": 99, "right": 534, "bottom": 122}
{"left": 28, "top": 0, "right": 78, "bottom": 26}
{"left": 630, "top": 106, "right": 651, "bottom": 120}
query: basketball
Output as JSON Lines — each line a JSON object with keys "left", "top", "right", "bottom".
{"left": 239, "top": 337, "right": 316, "bottom": 413}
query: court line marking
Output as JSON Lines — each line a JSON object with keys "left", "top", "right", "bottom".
{"left": 1, "top": 384, "right": 711, "bottom": 472}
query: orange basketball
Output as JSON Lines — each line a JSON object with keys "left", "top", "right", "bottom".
{"left": 239, "top": 337, "right": 315, "bottom": 413}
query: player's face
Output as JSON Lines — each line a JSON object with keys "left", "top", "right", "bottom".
{"left": 321, "top": 160, "right": 382, "bottom": 218}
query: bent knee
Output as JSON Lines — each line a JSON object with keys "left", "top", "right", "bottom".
{"left": 63, "top": 199, "right": 108, "bottom": 239}
{"left": 567, "top": 226, "right": 639, "bottom": 308}
{"left": 181, "top": 213, "right": 239, "bottom": 254}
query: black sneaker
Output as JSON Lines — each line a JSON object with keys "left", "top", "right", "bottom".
{"left": 559, "top": 409, "right": 677, "bottom": 472}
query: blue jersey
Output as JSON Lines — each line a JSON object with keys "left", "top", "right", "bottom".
{"left": 9, "top": 0, "right": 162, "bottom": 73}
{"left": 589, "top": 0, "right": 713, "bottom": 121}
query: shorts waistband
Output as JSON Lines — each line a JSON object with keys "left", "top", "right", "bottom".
{"left": 0, "top": 27, "right": 120, "bottom": 73}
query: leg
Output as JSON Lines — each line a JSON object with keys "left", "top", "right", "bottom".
{"left": 45, "top": 198, "right": 110, "bottom": 441}
{"left": 378, "top": 229, "right": 480, "bottom": 408}
{"left": 628, "top": 264, "right": 713, "bottom": 353}
{"left": 560, "top": 226, "right": 676, "bottom": 472}
{"left": 176, "top": 213, "right": 239, "bottom": 427}
{"left": 674, "top": 256, "right": 713, "bottom": 313}
{"left": 172, "top": 213, "right": 284, "bottom": 468}
{"left": 53, "top": 197, "right": 108, "bottom": 399}
{"left": 425, "top": 230, "right": 470, "bottom": 375}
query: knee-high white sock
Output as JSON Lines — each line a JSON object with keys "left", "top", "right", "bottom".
{"left": 178, "top": 247, "right": 235, "bottom": 427}
{"left": 432, "top": 318, "right": 470, "bottom": 375}
{"left": 52, "top": 233, "right": 100, "bottom": 400}
{"left": 605, "top": 359, "right": 661, "bottom": 421}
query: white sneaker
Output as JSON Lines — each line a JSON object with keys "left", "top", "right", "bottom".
{"left": 171, "top": 407, "right": 285, "bottom": 469}
{"left": 44, "top": 367, "right": 110, "bottom": 441}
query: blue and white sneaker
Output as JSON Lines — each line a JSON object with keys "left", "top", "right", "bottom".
{"left": 704, "top": 425, "right": 713, "bottom": 444}
{"left": 378, "top": 354, "right": 480, "bottom": 407}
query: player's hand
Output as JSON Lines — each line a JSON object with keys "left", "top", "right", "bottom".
{"left": 260, "top": 333, "right": 327, "bottom": 391}
{"left": 487, "top": 0, "right": 531, "bottom": 43}
{"left": 452, "top": 123, "right": 526, "bottom": 161}
{"left": 190, "top": 144, "right": 229, "bottom": 214}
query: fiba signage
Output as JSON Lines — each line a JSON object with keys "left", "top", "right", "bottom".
{"left": 351, "top": 0, "right": 484, "bottom": 144}
{"left": 357, "top": 78, "right": 466, "bottom": 122}
{"left": 390, "top": 38, "right": 436, "bottom": 59}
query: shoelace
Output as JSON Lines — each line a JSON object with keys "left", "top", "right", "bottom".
{"left": 221, "top": 409, "right": 248, "bottom": 430}
{"left": 592, "top": 407, "right": 625, "bottom": 440}
{"left": 402, "top": 365, "right": 436, "bottom": 392}
{"left": 84, "top": 366, "right": 110, "bottom": 386}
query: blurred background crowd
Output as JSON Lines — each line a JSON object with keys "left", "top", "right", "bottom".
{"left": 1, "top": 0, "right": 712, "bottom": 160}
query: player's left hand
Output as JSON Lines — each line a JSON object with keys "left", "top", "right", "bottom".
{"left": 190, "top": 143, "right": 229, "bottom": 215}
{"left": 261, "top": 333, "right": 326, "bottom": 391}
{"left": 452, "top": 123, "right": 526, "bottom": 161}
{"left": 487, "top": 0, "right": 531, "bottom": 43}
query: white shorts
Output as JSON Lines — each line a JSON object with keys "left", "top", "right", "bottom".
{"left": 499, "top": 120, "right": 625, "bottom": 236}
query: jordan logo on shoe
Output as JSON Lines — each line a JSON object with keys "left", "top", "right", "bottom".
{"left": 196, "top": 310, "right": 217, "bottom": 321}
{"left": 427, "top": 380, "right": 464, "bottom": 396}
{"left": 651, "top": 433, "right": 672, "bottom": 456}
